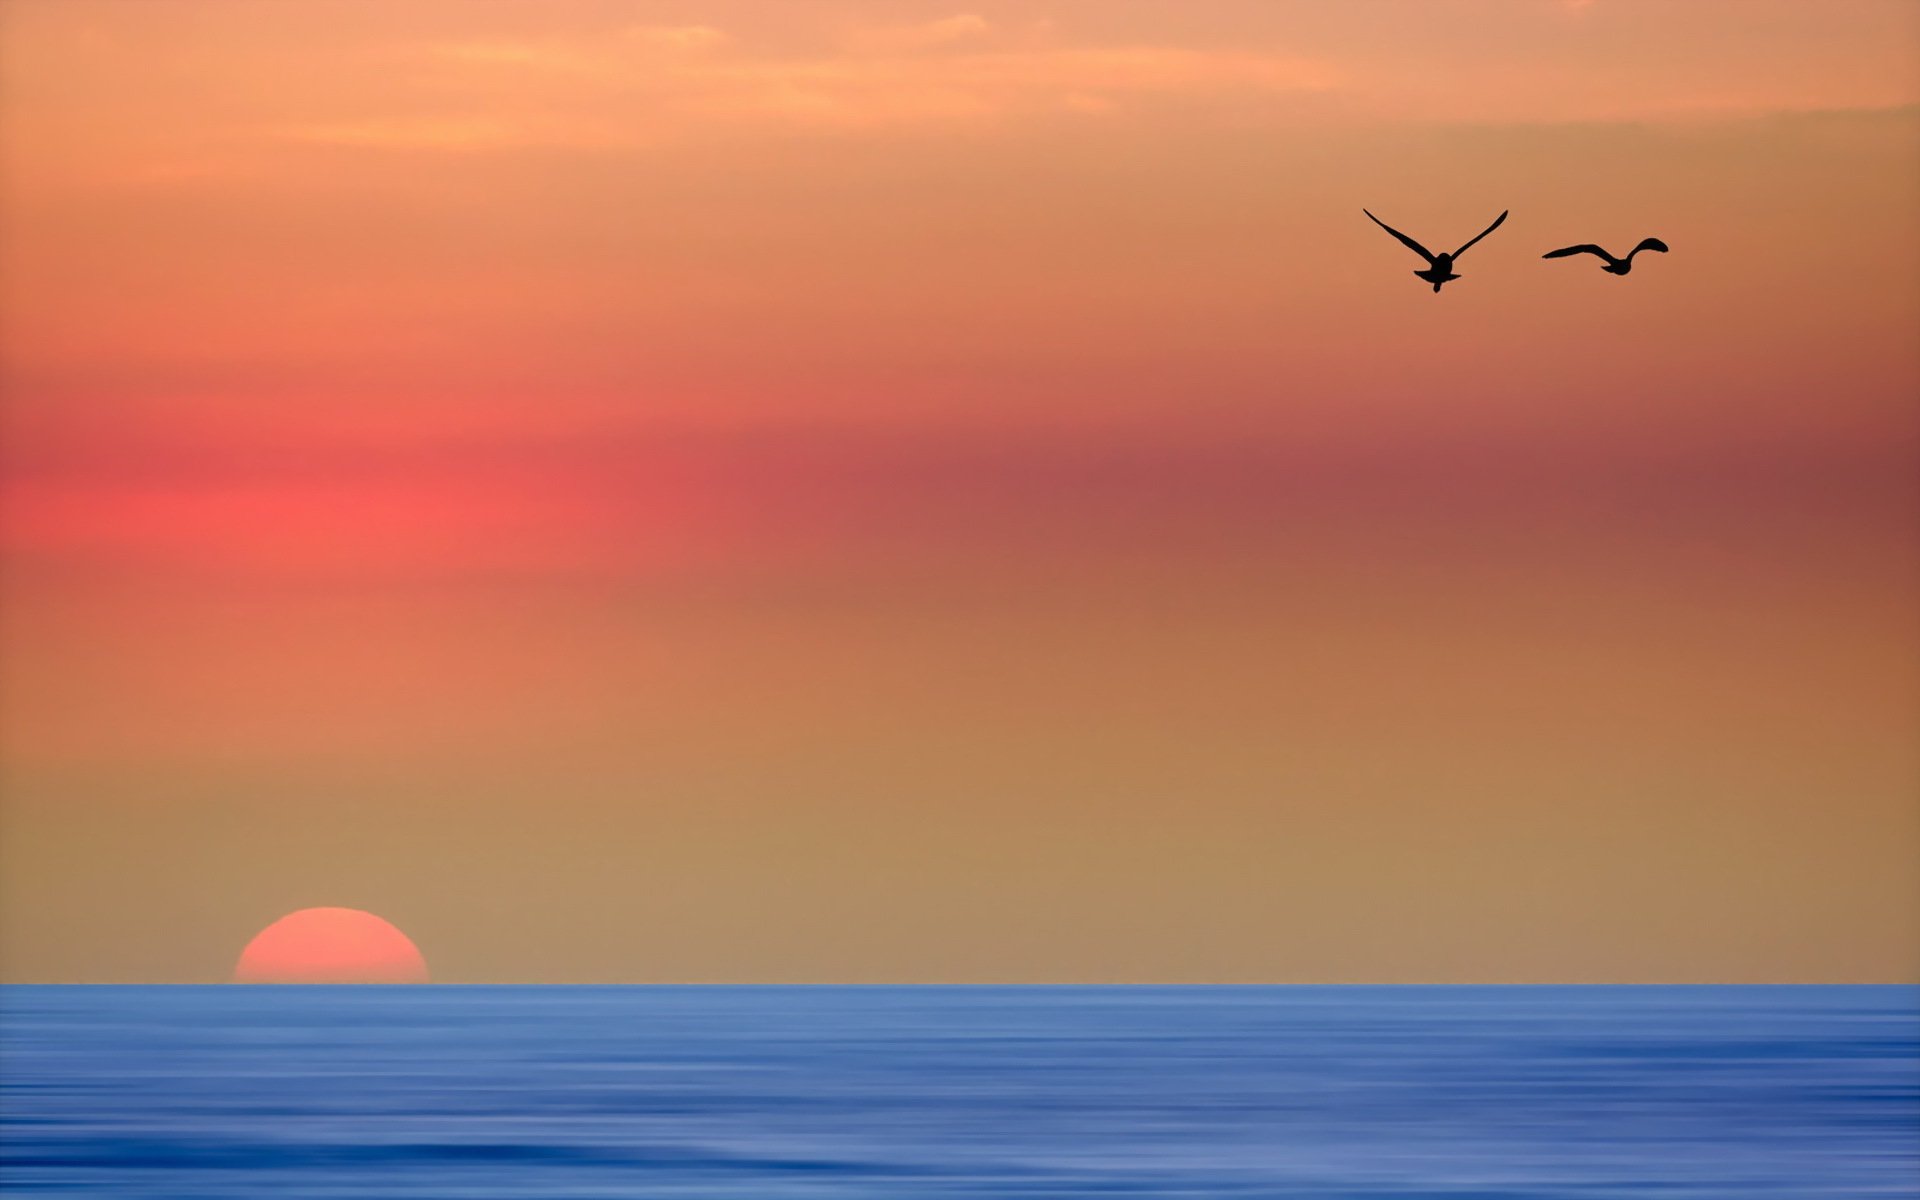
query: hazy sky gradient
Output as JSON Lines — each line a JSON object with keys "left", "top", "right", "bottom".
{"left": 2, "top": 0, "right": 1916, "bottom": 982}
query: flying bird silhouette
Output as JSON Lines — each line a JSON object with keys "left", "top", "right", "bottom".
{"left": 1363, "top": 208, "right": 1509, "bottom": 292}
{"left": 1542, "top": 237, "right": 1669, "bottom": 275}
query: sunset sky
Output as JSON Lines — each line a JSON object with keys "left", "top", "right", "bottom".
{"left": 2, "top": 0, "right": 1916, "bottom": 983}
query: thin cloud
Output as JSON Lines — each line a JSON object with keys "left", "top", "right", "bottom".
{"left": 430, "top": 24, "right": 729, "bottom": 74}
{"left": 276, "top": 117, "right": 534, "bottom": 151}
{"left": 843, "top": 13, "right": 995, "bottom": 55}
{"left": 623, "top": 24, "right": 731, "bottom": 52}
{"left": 394, "top": 22, "right": 1340, "bottom": 140}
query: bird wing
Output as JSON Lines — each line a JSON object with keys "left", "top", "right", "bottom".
{"left": 1541, "top": 244, "right": 1609, "bottom": 260}
{"left": 1450, "top": 209, "right": 1508, "bottom": 258}
{"left": 1363, "top": 210, "right": 1436, "bottom": 264}
{"left": 1631, "top": 237, "right": 1669, "bottom": 256}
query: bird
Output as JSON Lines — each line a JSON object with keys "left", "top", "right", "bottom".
{"left": 1541, "top": 237, "right": 1669, "bottom": 275}
{"left": 1363, "top": 208, "right": 1509, "bottom": 293}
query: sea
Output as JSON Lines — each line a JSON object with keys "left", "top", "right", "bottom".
{"left": 2, "top": 985, "right": 1915, "bottom": 1198}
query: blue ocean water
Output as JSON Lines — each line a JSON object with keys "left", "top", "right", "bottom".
{"left": 2, "top": 985, "right": 1915, "bottom": 1198}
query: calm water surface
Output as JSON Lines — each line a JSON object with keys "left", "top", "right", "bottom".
{"left": 2, "top": 985, "right": 1916, "bottom": 1197}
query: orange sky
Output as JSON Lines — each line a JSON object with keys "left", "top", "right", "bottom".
{"left": 2, "top": 0, "right": 1916, "bottom": 982}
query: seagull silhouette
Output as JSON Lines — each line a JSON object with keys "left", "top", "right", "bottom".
{"left": 1542, "top": 237, "right": 1669, "bottom": 275}
{"left": 1363, "top": 209, "right": 1509, "bottom": 292}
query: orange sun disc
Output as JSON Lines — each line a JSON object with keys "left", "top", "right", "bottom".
{"left": 234, "top": 907, "right": 429, "bottom": 983}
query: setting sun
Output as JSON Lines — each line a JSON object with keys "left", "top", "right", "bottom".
{"left": 233, "top": 908, "right": 428, "bottom": 984}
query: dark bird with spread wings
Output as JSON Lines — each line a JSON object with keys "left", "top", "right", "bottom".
{"left": 1363, "top": 209, "right": 1509, "bottom": 293}
{"left": 1542, "top": 237, "right": 1669, "bottom": 275}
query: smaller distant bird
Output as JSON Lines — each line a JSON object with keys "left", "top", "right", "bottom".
{"left": 1363, "top": 208, "right": 1509, "bottom": 293}
{"left": 1541, "top": 237, "right": 1669, "bottom": 275}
